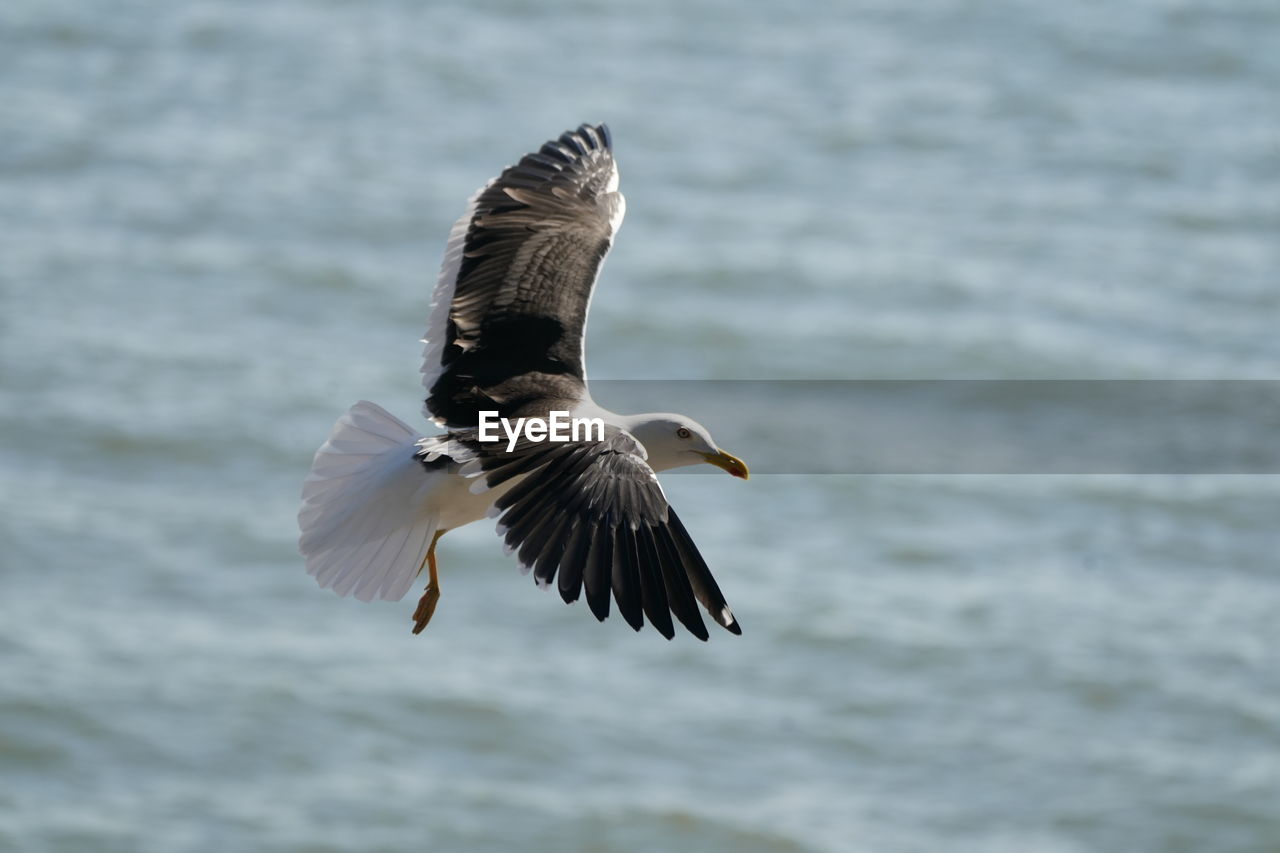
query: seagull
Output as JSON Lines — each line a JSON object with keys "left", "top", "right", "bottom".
{"left": 298, "top": 123, "right": 748, "bottom": 640}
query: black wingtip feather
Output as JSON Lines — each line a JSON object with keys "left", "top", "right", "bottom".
{"left": 632, "top": 528, "right": 675, "bottom": 640}
{"left": 539, "top": 141, "right": 575, "bottom": 164}
{"left": 558, "top": 521, "right": 591, "bottom": 605}
{"left": 560, "top": 131, "right": 588, "bottom": 157}
{"left": 531, "top": 511, "right": 574, "bottom": 589}
{"left": 665, "top": 508, "right": 740, "bottom": 636}
{"left": 646, "top": 524, "right": 708, "bottom": 641}
{"left": 612, "top": 525, "right": 644, "bottom": 632}
{"left": 583, "top": 529, "right": 613, "bottom": 622}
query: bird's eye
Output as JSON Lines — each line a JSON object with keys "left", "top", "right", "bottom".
{"left": 676, "top": 427, "right": 692, "bottom": 439}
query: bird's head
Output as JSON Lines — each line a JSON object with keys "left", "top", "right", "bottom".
{"left": 624, "top": 414, "right": 749, "bottom": 479}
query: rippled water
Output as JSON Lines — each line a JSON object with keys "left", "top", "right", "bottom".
{"left": 3, "top": 1, "right": 1278, "bottom": 851}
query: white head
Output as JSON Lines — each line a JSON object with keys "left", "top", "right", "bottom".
{"left": 620, "top": 413, "right": 750, "bottom": 478}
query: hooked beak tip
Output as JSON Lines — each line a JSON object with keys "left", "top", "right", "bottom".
{"left": 703, "top": 449, "right": 749, "bottom": 480}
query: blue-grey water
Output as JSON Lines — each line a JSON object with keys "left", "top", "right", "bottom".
{"left": 3, "top": 1, "right": 1279, "bottom": 851}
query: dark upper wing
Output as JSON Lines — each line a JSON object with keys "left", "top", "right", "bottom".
{"left": 461, "top": 428, "right": 742, "bottom": 640}
{"left": 421, "top": 124, "right": 625, "bottom": 429}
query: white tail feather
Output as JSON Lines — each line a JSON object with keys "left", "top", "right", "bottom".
{"left": 299, "top": 401, "right": 441, "bottom": 602}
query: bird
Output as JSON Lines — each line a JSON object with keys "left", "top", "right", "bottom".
{"left": 298, "top": 123, "right": 748, "bottom": 640}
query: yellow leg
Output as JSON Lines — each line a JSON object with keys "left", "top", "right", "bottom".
{"left": 411, "top": 529, "right": 447, "bottom": 635}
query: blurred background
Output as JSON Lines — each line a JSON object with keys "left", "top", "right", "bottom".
{"left": 2, "top": 0, "right": 1277, "bottom": 851}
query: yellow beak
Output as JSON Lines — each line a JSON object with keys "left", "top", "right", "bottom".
{"left": 700, "top": 449, "right": 750, "bottom": 480}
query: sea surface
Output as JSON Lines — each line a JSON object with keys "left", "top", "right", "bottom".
{"left": 2, "top": 1, "right": 1278, "bottom": 851}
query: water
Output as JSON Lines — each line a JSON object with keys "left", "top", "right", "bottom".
{"left": 2, "top": 1, "right": 1278, "bottom": 850}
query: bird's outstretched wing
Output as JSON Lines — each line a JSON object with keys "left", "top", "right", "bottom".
{"left": 456, "top": 429, "right": 742, "bottom": 640}
{"left": 421, "top": 124, "right": 625, "bottom": 429}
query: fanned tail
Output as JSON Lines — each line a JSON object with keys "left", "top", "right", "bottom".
{"left": 298, "top": 401, "right": 441, "bottom": 603}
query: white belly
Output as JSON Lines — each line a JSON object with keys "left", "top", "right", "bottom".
{"left": 422, "top": 463, "right": 520, "bottom": 533}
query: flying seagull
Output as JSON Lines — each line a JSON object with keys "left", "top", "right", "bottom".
{"left": 298, "top": 123, "right": 748, "bottom": 640}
